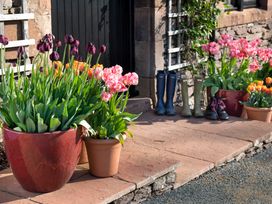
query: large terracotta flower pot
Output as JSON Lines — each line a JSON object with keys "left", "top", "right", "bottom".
{"left": 84, "top": 138, "right": 121, "bottom": 177}
{"left": 217, "top": 89, "right": 247, "bottom": 117}
{"left": 244, "top": 105, "right": 272, "bottom": 123}
{"left": 3, "top": 127, "right": 82, "bottom": 193}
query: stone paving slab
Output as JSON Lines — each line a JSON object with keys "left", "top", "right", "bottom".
{"left": 1, "top": 110, "right": 272, "bottom": 204}
{"left": 0, "top": 191, "right": 34, "bottom": 204}
{"left": 132, "top": 124, "right": 252, "bottom": 166}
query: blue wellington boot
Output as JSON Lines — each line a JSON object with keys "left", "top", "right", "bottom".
{"left": 155, "top": 71, "right": 166, "bottom": 115}
{"left": 165, "top": 71, "right": 177, "bottom": 116}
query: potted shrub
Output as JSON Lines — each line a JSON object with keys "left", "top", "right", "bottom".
{"left": 244, "top": 77, "right": 272, "bottom": 123}
{"left": 0, "top": 34, "right": 102, "bottom": 192}
{"left": 83, "top": 65, "right": 140, "bottom": 177}
{"left": 202, "top": 35, "right": 260, "bottom": 116}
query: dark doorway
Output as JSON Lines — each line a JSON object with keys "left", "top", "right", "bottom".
{"left": 51, "top": 0, "right": 135, "bottom": 74}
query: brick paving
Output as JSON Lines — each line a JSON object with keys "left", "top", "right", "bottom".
{"left": 1, "top": 111, "right": 272, "bottom": 203}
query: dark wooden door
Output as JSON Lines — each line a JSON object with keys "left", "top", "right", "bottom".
{"left": 51, "top": 0, "right": 134, "bottom": 73}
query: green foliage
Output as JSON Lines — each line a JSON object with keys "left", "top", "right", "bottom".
{"left": 254, "top": 62, "right": 272, "bottom": 81}
{"left": 244, "top": 92, "right": 272, "bottom": 108}
{"left": 0, "top": 52, "right": 102, "bottom": 133}
{"left": 203, "top": 54, "right": 255, "bottom": 96}
{"left": 87, "top": 91, "right": 140, "bottom": 145}
{"left": 181, "top": 0, "right": 223, "bottom": 75}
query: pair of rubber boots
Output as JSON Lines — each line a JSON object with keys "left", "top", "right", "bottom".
{"left": 180, "top": 77, "right": 204, "bottom": 118}
{"left": 155, "top": 71, "right": 177, "bottom": 116}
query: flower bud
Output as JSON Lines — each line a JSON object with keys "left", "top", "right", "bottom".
{"left": 71, "top": 46, "right": 79, "bottom": 55}
{"left": 55, "top": 40, "right": 62, "bottom": 48}
{"left": 50, "top": 51, "right": 60, "bottom": 61}
{"left": 99, "top": 44, "right": 106, "bottom": 54}
{"left": 72, "top": 39, "right": 80, "bottom": 48}
{"left": 87, "top": 42, "right": 96, "bottom": 55}
{"left": 64, "top": 34, "right": 74, "bottom": 44}
{"left": 0, "top": 34, "right": 9, "bottom": 46}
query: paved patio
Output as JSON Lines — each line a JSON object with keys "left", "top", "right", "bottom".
{"left": 1, "top": 108, "right": 272, "bottom": 203}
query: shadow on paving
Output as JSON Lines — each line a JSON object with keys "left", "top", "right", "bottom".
{"left": 144, "top": 147, "right": 272, "bottom": 204}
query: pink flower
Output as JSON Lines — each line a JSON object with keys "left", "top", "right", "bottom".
{"left": 93, "top": 67, "right": 103, "bottom": 80}
{"left": 201, "top": 42, "right": 220, "bottom": 56}
{"left": 111, "top": 65, "right": 123, "bottom": 76}
{"left": 249, "top": 59, "right": 260, "bottom": 73}
{"left": 101, "top": 91, "right": 112, "bottom": 102}
{"left": 123, "top": 72, "right": 139, "bottom": 86}
{"left": 218, "top": 34, "right": 233, "bottom": 46}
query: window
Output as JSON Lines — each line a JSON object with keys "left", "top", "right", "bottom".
{"left": 225, "top": 0, "right": 258, "bottom": 11}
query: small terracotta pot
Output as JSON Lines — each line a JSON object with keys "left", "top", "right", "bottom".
{"left": 244, "top": 105, "right": 272, "bottom": 123}
{"left": 77, "top": 127, "right": 88, "bottom": 164}
{"left": 84, "top": 138, "right": 121, "bottom": 177}
{"left": 3, "top": 127, "right": 82, "bottom": 193}
{"left": 217, "top": 89, "right": 247, "bottom": 117}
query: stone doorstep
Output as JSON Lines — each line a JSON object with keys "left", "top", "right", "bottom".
{"left": 126, "top": 97, "right": 153, "bottom": 114}
{"left": 0, "top": 143, "right": 181, "bottom": 204}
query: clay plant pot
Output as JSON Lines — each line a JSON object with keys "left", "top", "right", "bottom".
{"left": 3, "top": 126, "right": 82, "bottom": 193}
{"left": 244, "top": 105, "right": 272, "bottom": 123}
{"left": 217, "top": 89, "right": 247, "bottom": 117}
{"left": 77, "top": 127, "right": 88, "bottom": 164}
{"left": 84, "top": 138, "right": 121, "bottom": 177}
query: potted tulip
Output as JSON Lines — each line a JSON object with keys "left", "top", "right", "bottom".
{"left": 244, "top": 77, "right": 272, "bottom": 123}
{"left": 83, "top": 65, "right": 140, "bottom": 177}
{"left": 0, "top": 34, "right": 102, "bottom": 193}
{"left": 202, "top": 35, "right": 260, "bottom": 117}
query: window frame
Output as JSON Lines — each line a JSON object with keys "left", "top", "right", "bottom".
{"left": 225, "top": 0, "right": 259, "bottom": 11}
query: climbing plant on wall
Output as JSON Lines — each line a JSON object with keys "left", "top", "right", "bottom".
{"left": 181, "top": 0, "right": 225, "bottom": 76}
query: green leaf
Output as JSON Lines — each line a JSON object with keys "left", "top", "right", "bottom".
{"left": 37, "top": 113, "right": 48, "bottom": 133}
{"left": 49, "top": 117, "right": 61, "bottom": 132}
{"left": 211, "top": 86, "right": 219, "bottom": 97}
{"left": 26, "top": 117, "right": 36, "bottom": 132}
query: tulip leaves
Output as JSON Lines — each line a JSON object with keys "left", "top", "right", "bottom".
{"left": 0, "top": 58, "right": 102, "bottom": 133}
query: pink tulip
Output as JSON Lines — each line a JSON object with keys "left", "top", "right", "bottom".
{"left": 101, "top": 91, "right": 112, "bottom": 102}
{"left": 249, "top": 59, "right": 260, "bottom": 73}
{"left": 123, "top": 72, "right": 139, "bottom": 86}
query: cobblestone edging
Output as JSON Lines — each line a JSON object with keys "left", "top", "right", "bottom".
{"left": 112, "top": 172, "right": 176, "bottom": 204}
{"left": 0, "top": 142, "right": 8, "bottom": 171}
{"left": 218, "top": 135, "right": 272, "bottom": 166}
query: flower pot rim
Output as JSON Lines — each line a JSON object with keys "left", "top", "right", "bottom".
{"left": 3, "top": 125, "right": 77, "bottom": 136}
{"left": 84, "top": 137, "right": 120, "bottom": 144}
{"left": 244, "top": 105, "right": 272, "bottom": 111}
{"left": 219, "top": 89, "right": 246, "bottom": 93}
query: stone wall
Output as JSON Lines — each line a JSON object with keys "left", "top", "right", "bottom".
{"left": 216, "top": 20, "right": 272, "bottom": 47}
{"left": 2, "top": 0, "right": 52, "bottom": 59}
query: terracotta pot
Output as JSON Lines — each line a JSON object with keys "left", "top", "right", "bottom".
{"left": 3, "top": 127, "right": 82, "bottom": 193}
{"left": 78, "top": 142, "right": 88, "bottom": 164}
{"left": 84, "top": 138, "right": 121, "bottom": 177}
{"left": 244, "top": 105, "right": 272, "bottom": 123}
{"left": 77, "top": 127, "right": 88, "bottom": 164}
{"left": 217, "top": 89, "right": 247, "bottom": 117}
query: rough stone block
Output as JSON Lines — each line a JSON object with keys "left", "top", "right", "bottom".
{"left": 133, "top": 186, "right": 152, "bottom": 202}
{"left": 166, "top": 172, "right": 176, "bottom": 184}
{"left": 114, "top": 192, "right": 135, "bottom": 204}
{"left": 152, "top": 176, "right": 166, "bottom": 191}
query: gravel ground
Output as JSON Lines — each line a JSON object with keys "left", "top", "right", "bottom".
{"left": 0, "top": 142, "right": 8, "bottom": 171}
{"left": 144, "top": 147, "right": 272, "bottom": 204}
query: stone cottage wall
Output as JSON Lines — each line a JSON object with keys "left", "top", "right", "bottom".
{"left": 2, "top": 0, "right": 51, "bottom": 59}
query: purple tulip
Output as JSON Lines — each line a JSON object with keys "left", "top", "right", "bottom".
{"left": 43, "top": 42, "right": 51, "bottom": 52}
{"left": 72, "top": 39, "right": 80, "bottom": 48}
{"left": 0, "top": 34, "right": 9, "bottom": 46}
{"left": 55, "top": 40, "right": 62, "bottom": 48}
{"left": 87, "top": 42, "right": 96, "bottom": 55}
{"left": 70, "top": 46, "right": 78, "bottom": 55}
{"left": 37, "top": 40, "right": 45, "bottom": 53}
{"left": 49, "top": 51, "right": 60, "bottom": 61}
{"left": 64, "top": 34, "right": 74, "bottom": 44}
{"left": 99, "top": 45, "right": 106, "bottom": 54}
{"left": 76, "top": 55, "right": 83, "bottom": 61}
{"left": 17, "top": 46, "right": 27, "bottom": 58}
{"left": 39, "top": 66, "right": 44, "bottom": 73}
